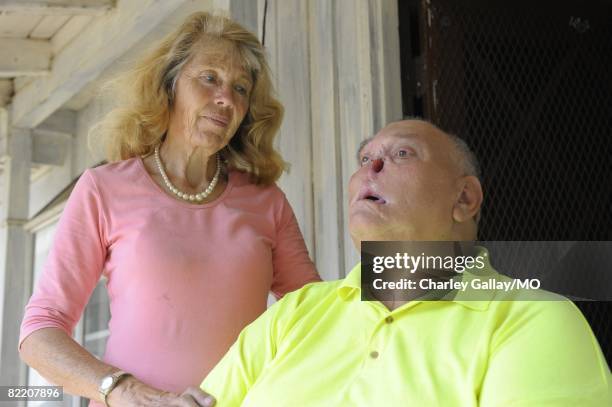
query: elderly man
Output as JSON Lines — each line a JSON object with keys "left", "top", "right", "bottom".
{"left": 200, "top": 120, "right": 610, "bottom": 406}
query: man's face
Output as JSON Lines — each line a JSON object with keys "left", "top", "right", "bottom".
{"left": 348, "top": 120, "right": 464, "bottom": 247}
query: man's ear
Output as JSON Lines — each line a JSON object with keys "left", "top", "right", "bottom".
{"left": 452, "top": 176, "right": 483, "bottom": 223}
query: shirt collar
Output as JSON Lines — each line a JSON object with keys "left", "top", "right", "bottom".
{"left": 337, "top": 263, "right": 362, "bottom": 300}
{"left": 337, "top": 246, "right": 497, "bottom": 311}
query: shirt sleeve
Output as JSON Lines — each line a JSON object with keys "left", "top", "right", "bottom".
{"left": 270, "top": 192, "right": 321, "bottom": 298}
{"left": 479, "top": 300, "right": 611, "bottom": 406}
{"left": 19, "top": 170, "right": 108, "bottom": 348}
{"left": 200, "top": 295, "right": 285, "bottom": 406}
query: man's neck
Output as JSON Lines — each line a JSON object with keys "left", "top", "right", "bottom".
{"left": 380, "top": 299, "right": 408, "bottom": 311}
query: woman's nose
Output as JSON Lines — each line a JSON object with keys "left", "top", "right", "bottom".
{"left": 215, "top": 86, "right": 234, "bottom": 107}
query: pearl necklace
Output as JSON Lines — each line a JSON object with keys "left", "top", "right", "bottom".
{"left": 154, "top": 144, "right": 221, "bottom": 202}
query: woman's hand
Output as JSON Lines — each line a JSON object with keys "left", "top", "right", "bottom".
{"left": 19, "top": 329, "right": 216, "bottom": 407}
{"left": 108, "top": 376, "right": 215, "bottom": 406}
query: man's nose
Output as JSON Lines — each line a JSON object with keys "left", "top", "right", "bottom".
{"left": 370, "top": 158, "right": 384, "bottom": 173}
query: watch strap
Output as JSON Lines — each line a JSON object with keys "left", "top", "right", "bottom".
{"left": 99, "top": 370, "right": 131, "bottom": 406}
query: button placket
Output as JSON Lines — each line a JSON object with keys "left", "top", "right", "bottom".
{"left": 365, "top": 312, "right": 396, "bottom": 363}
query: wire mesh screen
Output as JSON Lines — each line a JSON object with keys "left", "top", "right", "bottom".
{"left": 399, "top": 0, "right": 612, "bottom": 365}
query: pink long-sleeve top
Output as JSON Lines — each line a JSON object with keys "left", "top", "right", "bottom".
{"left": 19, "top": 157, "right": 320, "bottom": 400}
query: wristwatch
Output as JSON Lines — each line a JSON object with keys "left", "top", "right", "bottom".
{"left": 98, "top": 370, "right": 131, "bottom": 406}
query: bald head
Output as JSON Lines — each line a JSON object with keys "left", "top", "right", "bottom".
{"left": 357, "top": 119, "right": 481, "bottom": 183}
{"left": 348, "top": 119, "right": 484, "bottom": 248}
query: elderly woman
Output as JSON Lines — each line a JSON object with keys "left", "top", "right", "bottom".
{"left": 19, "top": 12, "right": 320, "bottom": 407}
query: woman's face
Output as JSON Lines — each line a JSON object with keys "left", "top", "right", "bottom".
{"left": 170, "top": 41, "right": 253, "bottom": 152}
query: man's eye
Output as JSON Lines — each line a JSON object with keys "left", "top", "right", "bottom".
{"left": 397, "top": 149, "right": 412, "bottom": 158}
{"left": 360, "top": 156, "right": 370, "bottom": 166}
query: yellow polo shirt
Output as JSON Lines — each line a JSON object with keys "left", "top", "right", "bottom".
{"left": 201, "top": 263, "right": 610, "bottom": 406}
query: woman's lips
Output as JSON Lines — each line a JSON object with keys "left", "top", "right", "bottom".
{"left": 204, "top": 115, "right": 229, "bottom": 127}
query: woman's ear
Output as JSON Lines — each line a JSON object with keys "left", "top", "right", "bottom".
{"left": 452, "top": 175, "right": 483, "bottom": 223}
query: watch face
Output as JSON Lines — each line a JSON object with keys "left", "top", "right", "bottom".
{"left": 101, "top": 376, "right": 114, "bottom": 390}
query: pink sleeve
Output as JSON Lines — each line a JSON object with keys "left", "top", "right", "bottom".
{"left": 19, "top": 170, "right": 108, "bottom": 348}
{"left": 270, "top": 193, "right": 321, "bottom": 299}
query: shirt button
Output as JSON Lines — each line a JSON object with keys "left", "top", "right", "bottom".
{"left": 370, "top": 351, "right": 379, "bottom": 359}
{"left": 385, "top": 316, "right": 394, "bottom": 324}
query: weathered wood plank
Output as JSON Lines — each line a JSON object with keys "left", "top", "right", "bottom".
{"left": 11, "top": 0, "right": 188, "bottom": 128}
{"left": 227, "top": 0, "right": 258, "bottom": 38}
{"left": 0, "top": 38, "right": 51, "bottom": 77}
{"left": 0, "top": 107, "right": 8, "bottom": 158}
{"left": 30, "top": 14, "right": 71, "bottom": 39}
{"left": 32, "top": 131, "right": 71, "bottom": 165}
{"left": 13, "top": 77, "right": 34, "bottom": 93}
{"left": 0, "top": 126, "right": 32, "bottom": 387}
{"left": 0, "top": 0, "right": 113, "bottom": 16}
{"left": 50, "top": 15, "right": 92, "bottom": 53}
{"left": 30, "top": 110, "right": 75, "bottom": 166}
{"left": 368, "top": 0, "right": 402, "bottom": 129}
{"left": 267, "top": 0, "right": 315, "bottom": 260}
{"left": 0, "top": 80, "right": 12, "bottom": 106}
{"left": 332, "top": 0, "right": 403, "bottom": 269}
{"left": 36, "top": 109, "right": 76, "bottom": 135}
{"left": 308, "top": 0, "right": 345, "bottom": 280}
{"left": 0, "top": 14, "right": 43, "bottom": 38}
{"left": 335, "top": 0, "right": 373, "bottom": 269}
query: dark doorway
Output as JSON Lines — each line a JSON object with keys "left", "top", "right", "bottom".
{"left": 399, "top": 0, "right": 612, "bottom": 366}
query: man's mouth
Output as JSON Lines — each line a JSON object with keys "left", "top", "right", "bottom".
{"left": 358, "top": 189, "right": 387, "bottom": 204}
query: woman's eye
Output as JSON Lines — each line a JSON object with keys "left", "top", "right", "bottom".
{"left": 360, "top": 156, "right": 370, "bottom": 166}
{"left": 201, "top": 74, "right": 216, "bottom": 83}
{"left": 234, "top": 85, "right": 248, "bottom": 95}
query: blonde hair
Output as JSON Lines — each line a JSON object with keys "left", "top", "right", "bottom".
{"left": 92, "top": 12, "right": 286, "bottom": 185}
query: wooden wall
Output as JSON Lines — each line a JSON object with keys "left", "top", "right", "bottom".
{"left": 258, "top": 0, "right": 403, "bottom": 279}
